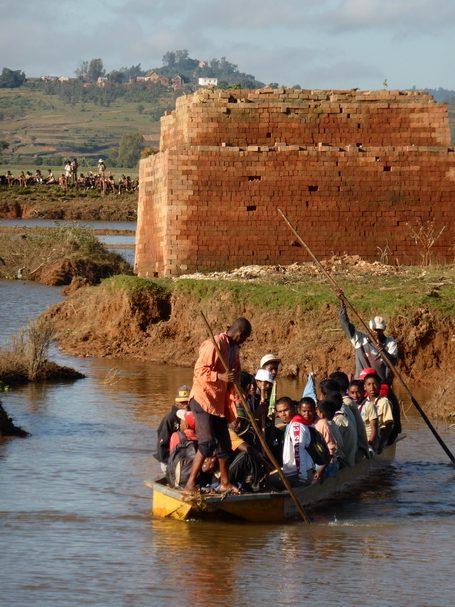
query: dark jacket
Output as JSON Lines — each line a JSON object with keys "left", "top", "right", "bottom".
{"left": 154, "top": 405, "right": 180, "bottom": 463}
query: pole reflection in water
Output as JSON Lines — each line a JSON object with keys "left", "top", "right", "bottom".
{"left": 1, "top": 279, "right": 455, "bottom": 607}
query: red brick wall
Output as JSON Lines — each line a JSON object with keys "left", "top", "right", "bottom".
{"left": 161, "top": 88, "right": 450, "bottom": 150}
{"left": 135, "top": 89, "right": 455, "bottom": 277}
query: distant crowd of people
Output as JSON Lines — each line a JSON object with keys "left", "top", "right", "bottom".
{"left": 1, "top": 158, "right": 138, "bottom": 195}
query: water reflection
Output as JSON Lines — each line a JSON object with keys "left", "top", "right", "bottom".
{"left": 0, "top": 218, "right": 137, "bottom": 230}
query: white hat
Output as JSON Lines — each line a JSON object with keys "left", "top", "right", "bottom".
{"left": 260, "top": 353, "right": 281, "bottom": 368}
{"left": 255, "top": 369, "right": 274, "bottom": 383}
{"left": 369, "top": 316, "right": 386, "bottom": 330}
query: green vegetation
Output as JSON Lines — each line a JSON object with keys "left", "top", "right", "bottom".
{"left": 102, "top": 274, "right": 171, "bottom": 297}
{"left": 111, "top": 132, "right": 147, "bottom": 168}
{"left": 0, "top": 316, "right": 84, "bottom": 389}
{"left": 97, "top": 264, "right": 455, "bottom": 319}
{"left": 0, "top": 67, "right": 26, "bottom": 89}
{"left": 0, "top": 86, "right": 164, "bottom": 166}
{"left": 0, "top": 223, "right": 132, "bottom": 283}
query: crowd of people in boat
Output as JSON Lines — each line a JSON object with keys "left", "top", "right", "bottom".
{"left": 2, "top": 158, "right": 138, "bottom": 194}
{"left": 154, "top": 290, "right": 401, "bottom": 494}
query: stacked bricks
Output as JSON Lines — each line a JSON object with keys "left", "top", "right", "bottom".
{"left": 135, "top": 89, "right": 455, "bottom": 277}
{"left": 160, "top": 88, "right": 450, "bottom": 150}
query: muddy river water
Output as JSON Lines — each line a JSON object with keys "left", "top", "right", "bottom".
{"left": 1, "top": 279, "right": 455, "bottom": 607}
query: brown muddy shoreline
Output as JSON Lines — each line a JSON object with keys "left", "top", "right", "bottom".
{"left": 44, "top": 275, "right": 455, "bottom": 418}
{"left": 0, "top": 192, "right": 137, "bottom": 222}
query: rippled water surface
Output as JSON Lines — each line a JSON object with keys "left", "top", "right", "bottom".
{"left": 1, "top": 280, "right": 455, "bottom": 606}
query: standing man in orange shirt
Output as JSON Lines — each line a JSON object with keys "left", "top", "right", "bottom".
{"left": 184, "top": 317, "right": 252, "bottom": 494}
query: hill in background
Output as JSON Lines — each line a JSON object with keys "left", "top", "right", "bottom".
{"left": 1, "top": 52, "right": 454, "bottom": 168}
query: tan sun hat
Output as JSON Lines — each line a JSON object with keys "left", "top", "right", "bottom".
{"left": 260, "top": 353, "right": 282, "bottom": 368}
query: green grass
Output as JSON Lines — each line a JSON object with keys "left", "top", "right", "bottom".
{"left": 102, "top": 274, "right": 172, "bottom": 297}
{"left": 0, "top": 182, "right": 138, "bottom": 203}
{"left": 96, "top": 265, "right": 455, "bottom": 319}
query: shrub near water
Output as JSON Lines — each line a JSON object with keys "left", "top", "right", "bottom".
{"left": 0, "top": 223, "right": 132, "bottom": 284}
{"left": 0, "top": 316, "right": 84, "bottom": 385}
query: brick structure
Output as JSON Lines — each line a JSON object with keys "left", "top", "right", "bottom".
{"left": 135, "top": 88, "right": 455, "bottom": 277}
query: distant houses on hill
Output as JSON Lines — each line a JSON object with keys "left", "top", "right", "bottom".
{"left": 139, "top": 71, "right": 185, "bottom": 89}
{"left": 198, "top": 77, "right": 218, "bottom": 87}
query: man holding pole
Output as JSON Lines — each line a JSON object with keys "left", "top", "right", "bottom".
{"left": 335, "top": 287, "right": 401, "bottom": 442}
{"left": 183, "top": 317, "right": 252, "bottom": 495}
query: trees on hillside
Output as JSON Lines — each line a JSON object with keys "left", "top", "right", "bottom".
{"left": 111, "top": 132, "right": 146, "bottom": 168}
{"left": 75, "top": 58, "right": 106, "bottom": 82}
{"left": 0, "top": 68, "right": 26, "bottom": 88}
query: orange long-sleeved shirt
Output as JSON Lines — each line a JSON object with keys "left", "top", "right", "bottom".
{"left": 189, "top": 332, "right": 241, "bottom": 416}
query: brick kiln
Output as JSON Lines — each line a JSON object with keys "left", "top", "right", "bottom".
{"left": 135, "top": 88, "right": 455, "bottom": 277}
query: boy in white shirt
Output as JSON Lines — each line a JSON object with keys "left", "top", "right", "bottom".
{"left": 271, "top": 397, "right": 314, "bottom": 489}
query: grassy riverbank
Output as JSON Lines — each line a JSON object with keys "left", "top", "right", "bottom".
{"left": 0, "top": 223, "right": 132, "bottom": 284}
{"left": 45, "top": 265, "right": 455, "bottom": 418}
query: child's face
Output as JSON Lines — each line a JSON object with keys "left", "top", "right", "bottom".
{"left": 179, "top": 419, "right": 189, "bottom": 432}
{"left": 348, "top": 385, "right": 364, "bottom": 404}
{"left": 247, "top": 380, "right": 256, "bottom": 397}
{"left": 316, "top": 406, "right": 324, "bottom": 419}
{"left": 300, "top": 404, "right": 315, "bottom": 424}
{"left": 364, "top": 377, "right": 380, "bottom": 398}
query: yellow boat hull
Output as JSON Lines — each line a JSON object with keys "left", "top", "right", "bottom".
{"left": 146, "top": 441, "right": 399, "bottom": 522}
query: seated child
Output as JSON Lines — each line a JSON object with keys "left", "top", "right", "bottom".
{"left": 168, "top": 409, "right": 197, "bottom": 453}
{"left": 6, "top": 170, "right": 14, "bottom": 186}
{"left": 300, "top": 397, "right": 339, "bottom": 480}
{"left": 154, "top": 385, "right": 191, "bottom": 470}
{"left": 329, "top": 371, "right": 370, "bottom": 461}
{"left": 320, "top": 379, "right": 357, "bottom": 467}
{"left": 45, "top": 169, "right": 55, "bottom": 184}
{"left": 315, "top": 399, "right": 346, "bottom": 466}
{"left": 348, "top": 379, "right": 379, "bottom": 453}
{"left": 363, "top": 373, "right": 394, "bottom": 450}
{"left": 228, "top": 414, "right": 270, "bottom": 492}
{"left": 271, "top": 397, "right": 313, "bottom": 489}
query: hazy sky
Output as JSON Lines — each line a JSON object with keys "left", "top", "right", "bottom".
{"left": 1, "top": 0, "right": 454, "bottom": 90}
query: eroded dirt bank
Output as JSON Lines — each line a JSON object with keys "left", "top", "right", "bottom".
{"left": 44, "top": 274, "right": 455, "bottom": 417}
{"left": 0, "top": 192, "right": 137, "bottom": 222}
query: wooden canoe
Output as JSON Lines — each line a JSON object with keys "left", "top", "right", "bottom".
{"left": 145, "top": 438, "right": 403, "bottom": 523}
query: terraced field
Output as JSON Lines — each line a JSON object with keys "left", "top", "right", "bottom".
{"left": 0, "top": 87, "right": 168, "bottom": 162}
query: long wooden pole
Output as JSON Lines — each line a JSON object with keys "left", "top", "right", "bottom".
{"left": 278, "top": 208, "right": 455, "bottom": 467}
{"left": 200, "top": 311, "right": 311, "bottom": 524}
